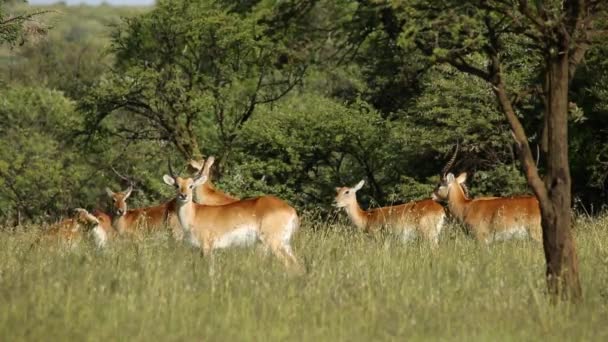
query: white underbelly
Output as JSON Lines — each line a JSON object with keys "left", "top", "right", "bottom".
{"left": 91, "top": 225, "right": 107, "bottom": 248}
{"left": 213, "top": 226, "right": 259, "bottom": 249}
{"left": 400, "top": 227, "right": 417, "bottom": 242}
{"left": 491, "top": 227, "right": 529, "bottom": 242}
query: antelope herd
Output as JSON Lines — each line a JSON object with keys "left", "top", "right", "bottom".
{"left": 40, "top": 145, "right": 543, "bottom": 271}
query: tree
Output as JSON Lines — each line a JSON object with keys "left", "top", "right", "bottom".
{"left": 2, "top": 4, "right": 140, "bottom": 99}
{"left": 0, "top": 87, "right": 89, "bottom": 224}
{"left": 0, "top": 0, "right": 49, "bottom": 47}
{"left": 396, "top": 0, "right": 608, "bottom": 300}
{"left": 82, "top": 0, "right": 307, "bottom": 162}
{"left": 228, "top": 94, "right": 397, "bottom": 210}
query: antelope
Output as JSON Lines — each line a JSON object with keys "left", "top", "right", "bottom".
{"left": 334, "top": 180, "right": 446, "bottom": 246}
{"left": 433, "top": 145, "right": 542, "bottom": 244}
{"left": 163, "top": 157, "right": 303, "bottom": 272}
{"left": 88, "top": 209, "right": 117, "bottom": 248}
{"left": 34, "top": 208, "right": 115, "bottom": 248}
{"left": 105, "top": 185, "right": 180, "bottom": 238}
{"left": 188, "top": 158, "right": 239, "bottom": 205}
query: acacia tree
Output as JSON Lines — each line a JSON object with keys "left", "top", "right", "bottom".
{"left": 396, "top": 0, "right": 607, "bottom": 300}
{"left": 82, "top": 0, "right": 307, "bottom": 161}
{"left": 0, "top": 0, "right": 49, "bottom": 47}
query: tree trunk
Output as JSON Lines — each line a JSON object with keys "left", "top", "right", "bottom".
{"left": 489, "top": 45, "right": 582, "bottom": 301}
{"left": 541, "top": 46, "right": 582, "bottom": 301}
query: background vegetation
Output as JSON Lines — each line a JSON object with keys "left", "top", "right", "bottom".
{"left": 1, "top": 1, "right": 608, "bottom": 339}
{"left": 1, "top": 0, "right": 607, "bottom": 223}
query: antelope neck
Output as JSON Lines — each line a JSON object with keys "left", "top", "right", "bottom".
{"left": 194, "top": 183, "right": 214, "bottom": 203}
{"left": 344, "top": 199, "right": 368, "bottom": 230}
{"left": 111, "top": 214, "right": 127, "bottom": 233}
{"left": 447, "top": 183, "right": 469, "bottom": 221}
{"left": 175, "top": 199, "right": 196, "bottom": 232}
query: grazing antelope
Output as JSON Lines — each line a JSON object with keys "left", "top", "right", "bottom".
{"left": 34, "top": 208, "right": 114, "bottom": 248}
{"left": 188, "top": 158, "right": 239, "bottom": 205}
{"left": 433, "top": 146, "right": 541, "bottom": 244}
{"left": 334, "top": 180, "right": 446, "bottom": 246}
{"left": 163, "top": 157, "right": 303, "bottom": 272}
{"left": 105, "top": 185, "right": 180, "bottom": 238}
{"left": 88, "top": 209, "right": 117, "bottom": 248}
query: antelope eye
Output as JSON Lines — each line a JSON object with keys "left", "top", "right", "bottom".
{"left": 112, "top": 198, "right": 116, "bottom": 202}
{"left": 188, "top": 184, "right": 193, "bottom": 189}
{"left": 345, "top": 190, "right": 350, "bottom": 194}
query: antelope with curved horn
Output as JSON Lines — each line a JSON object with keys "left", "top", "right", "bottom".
{"left": 334, "top": 180, "right": 446, "bottom": 246}
{"left": 106, "top": 167, "right": 180, "bottom": 237}
{"left": 433, "top": 145, "right": 541, "bottom": 244}
{"left": 188, "top": 157, "right": 239, "bottom": 205}
{"left": 163, "top": 157, "right": 303, "bottom": 272}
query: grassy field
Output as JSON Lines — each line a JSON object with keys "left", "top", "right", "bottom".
{"left": 1, "top": 215, "right": 607, "bottom": 341}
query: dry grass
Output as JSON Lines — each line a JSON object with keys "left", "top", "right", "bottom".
{"left": 0, "top": 215, "right": 607, "bottom": 341}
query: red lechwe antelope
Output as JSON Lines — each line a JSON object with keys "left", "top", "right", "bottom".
{"left": 105, "top": 185, "right": 180, "bottom": 238}
{"left": 163, "top": 157, "right": 303, "bottom": 272}
{"left": 188, "top": 157, "right": 239, "bottom": 205}
{"left": 433, "top": 147, "right": 542, "bottom": 244}
{"left": 35, "top": 208, "right": 115, "bottom": 248}
{"left": 88, "top": 209, "right": 116, "bottom": 248}
{"left": 334, "top": 180, "right": 446, "bottom": 246}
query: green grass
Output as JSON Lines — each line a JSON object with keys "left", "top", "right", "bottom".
{"left": 1, "top": 216, "right": 607, "bottom": 341}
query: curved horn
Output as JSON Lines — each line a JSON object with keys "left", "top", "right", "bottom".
{"left": 167, "top": 158, "right": 177, "bottom": 179}
{"left": 111, "top": 166, "right": 135, "bottom": 187}
{"left": 441, "top": 142, "right": 459, "bottom": 177}
{"left": 460, "top": 182, "right": 470, "bottom": 199}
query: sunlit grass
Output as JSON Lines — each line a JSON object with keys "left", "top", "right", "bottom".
{"left": 1, "top": 215, "right": 607, "bottom": 341}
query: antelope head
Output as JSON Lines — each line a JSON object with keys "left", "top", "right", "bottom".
{"left": 105, "top": 186, "right": 133, "bottom": 217}
{"left": 433, "top": 172, "right": 468, "bottom": 201}
{"left": 334, "top": 180, "right": 365, "bottom": 208}
{"left": 433, "top": 143, "right": 460, "bottom": 202}
{"left": 163, "top": 157, "right": 212, "bottom": 203}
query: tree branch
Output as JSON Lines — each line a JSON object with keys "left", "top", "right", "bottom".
{"left": 517, "top": 0, "right": 547, "bottom": 32}
{"left": 488, "top": 55, "right": 551, "bottom": 214}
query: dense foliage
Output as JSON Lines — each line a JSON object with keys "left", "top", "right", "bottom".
{"left": 1, "top": 0, "right": 607, "bottom": 224}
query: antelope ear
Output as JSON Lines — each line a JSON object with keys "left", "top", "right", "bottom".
{"left": 201, "top": 156, "right": 215, "bottom": 178}
{"left": 456, "top": 172, "right": 467, "bottom": 184}
{"left": 446, "top": 173, "right": 455, "bottom": 183}
{"left": 163, "top": 175, "right": 175, "bottom": 186}
{"left": 193, "top": 174, "right": 208, "bottom": 188}
{"left": 124, "top": 186, "right": 133, "bottom": 199}
{"left": 354, "top": 180, "right": 365, "bottom": 191}
{"left": 335, "top": 187, "right": 341, "bottom": 193}
{"left": 105, "top": 187, "right": 115, "bottom": 197}
{"left": 188, "top": 160, "right": 203, "bottom": 171}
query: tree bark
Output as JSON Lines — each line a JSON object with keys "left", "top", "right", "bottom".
{"left": 542, "top": 45, "right": 582, "bottom": 301}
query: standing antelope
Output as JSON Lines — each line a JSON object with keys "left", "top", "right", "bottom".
{"left": 334, "top": 180, "right": 446, "bottom": 246}
{"left": 188, "top": 158, "right": 239, "bottom": 205}
{"left": 163, "top": 157, "right": 303, "bottom": 272}
{"left": 433, "top": 146, "right": 541, "bottom": 244}
{"left": 105, "top": 185, "right": 180, "bottom": 237}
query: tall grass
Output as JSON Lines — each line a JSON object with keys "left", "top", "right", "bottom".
{"left": 1, "top": 215, "right": 607, "bottom": 341}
